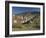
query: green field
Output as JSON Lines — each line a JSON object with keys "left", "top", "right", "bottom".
{"left": 12, "top": 14, "right": 40, "bottom": 31}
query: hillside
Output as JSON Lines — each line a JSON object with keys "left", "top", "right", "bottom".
{"left": 12, "top": 12, "right": 40, "bottom": 31}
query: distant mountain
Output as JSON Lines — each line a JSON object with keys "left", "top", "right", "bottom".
{"left": 14, "top": 11, "right": 40, "bottom": 16}
{"left": 31, "top": 12, "right": 40, "bottom": 14}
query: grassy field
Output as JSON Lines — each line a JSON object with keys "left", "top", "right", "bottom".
{"left": 12, "top": 14, "right": 40, "bottom": 31}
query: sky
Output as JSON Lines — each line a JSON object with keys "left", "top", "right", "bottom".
{"left": 12, "top": 7, "right": 40, "bottom": 15}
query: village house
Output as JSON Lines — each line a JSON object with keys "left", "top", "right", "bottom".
{"left": 12, "top": 15, "right": 27, "bottom": 24}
